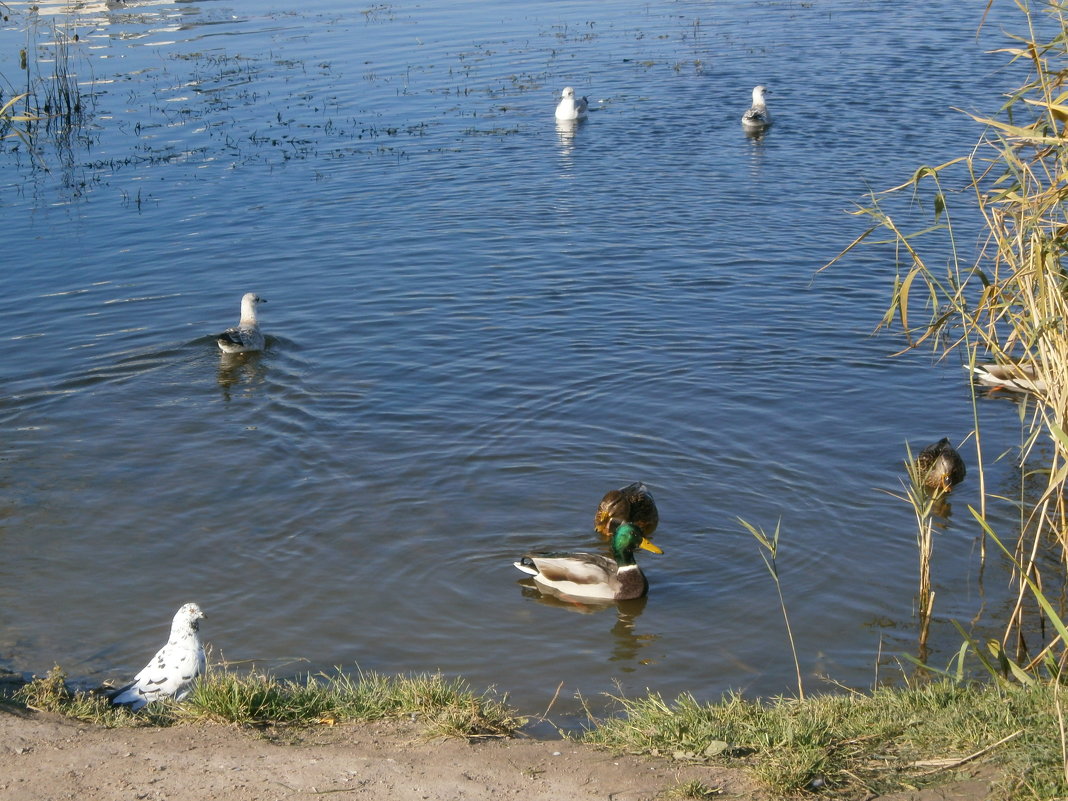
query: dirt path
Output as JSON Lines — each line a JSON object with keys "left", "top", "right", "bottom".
{"left": 0, "top": 707, "right": 767, "bottom": 801}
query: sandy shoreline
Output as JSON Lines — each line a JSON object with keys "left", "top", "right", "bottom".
{"left": 0, "top": 705, "right": 768, "bottom": 801}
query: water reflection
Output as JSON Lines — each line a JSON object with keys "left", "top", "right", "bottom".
{"left": 19, "top": 0, "right": 171, "bottom": 19}
{"left": 518, "top": 584, "right": 658, "bottom": 670}
{"left": 20, "top": 0, "right": 210, "bottom": 42}
{"left": 608, "top": 599, "right": 658, "bottom": 670}
{"left": 929, "top": 497, "right": 956, "bottom": 521}
{"left": 0, "top": 0, "right": 1031, "bottom": 711}
{"left": 554, "top": 118, "right": 582, "bottom": 161}
{"left": 217, "top": 349, "right": 265, "bottom": 402}
{"left": 744, "top": 125, "right": 769, "bottom": 142}
{"left": 744, "top": 125, "right": 768, "bottom": 179}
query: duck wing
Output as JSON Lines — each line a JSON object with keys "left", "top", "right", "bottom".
{"left": 519, "top": 551, "right": 616, "bottom": 585}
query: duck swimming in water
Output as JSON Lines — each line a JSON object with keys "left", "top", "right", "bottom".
{"left": 915, "top": 437, "right": 967, "bottom": 494}
{"left": 514, "top": 522, "right": 663, "bottom": 601}
{"left": 594, "top": 481, "right": 659, "bottom": 538}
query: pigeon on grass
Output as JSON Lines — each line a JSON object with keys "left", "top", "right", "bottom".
{"left": 108, "top": 602, "right": 206, "bottom": 711}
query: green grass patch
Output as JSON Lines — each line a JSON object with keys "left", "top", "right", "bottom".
{"left": 9, "top": 665, "right": 522, "bottom": 738}
{"left": 583, "top": 680, "right": 1067, "bottom": 799}
{"left": 661, "top": 779, "right": 724, "bottom": 799}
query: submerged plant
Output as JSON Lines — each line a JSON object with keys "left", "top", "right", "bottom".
{"left": 2, "top": 9, "right": 91, "bottom": 160}
{"left": 0, "top": 92, "right": 35, "bottom": 145}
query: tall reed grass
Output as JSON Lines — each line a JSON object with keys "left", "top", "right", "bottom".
{"left": 829, "top": 0, "right": 1068, "bottom": 670}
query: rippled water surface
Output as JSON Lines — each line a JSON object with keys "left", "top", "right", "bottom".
{"left": 0, "top": 0, "right": 1041, "bottom": 720}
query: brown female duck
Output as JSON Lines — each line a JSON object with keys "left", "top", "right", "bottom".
{"left": 594, "top": 481, "right": 659, "bottom": 538}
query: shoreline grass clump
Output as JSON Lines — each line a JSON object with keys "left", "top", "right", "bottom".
{"left": 584, "top": 680, "right": 1064, "bottom": 799}
{"left": 8, "top": 666, "right": 522, "bottom": 739}
{"left": 10, "top": 665, "right": 175, "bottom": 728}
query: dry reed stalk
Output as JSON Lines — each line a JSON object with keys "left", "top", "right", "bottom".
{"left": 903, "top": 449, "right": 939, "bottom": 660}
{"left": 829, "top": 2, "right": 1068, "bottom": 661}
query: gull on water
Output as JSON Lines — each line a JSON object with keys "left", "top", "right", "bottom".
{"left": 216, "top": 292, "right": 266, "bottom": 353}
{"left": 555, "top": 87, "right": 589, "bottom": 121}
{"left": 741, "top": 85, "right": 771, "bottom": 130}
{"left": 108, "top": 603, "right": 206, "bottom": 711}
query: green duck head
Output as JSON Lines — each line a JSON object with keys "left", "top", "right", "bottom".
{"left": 610, "top": 522, "right": 663, "bottom": 566}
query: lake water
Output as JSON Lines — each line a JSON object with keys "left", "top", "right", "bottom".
{"left": 0, "top": 0, "right": 1044, "bottom": 724}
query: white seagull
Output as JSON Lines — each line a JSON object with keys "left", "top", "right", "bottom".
{"left": 741, "top": 85, "right": 772, "bottom": 130}
{"left": 216, "top": 292, "right": 266, "bottom": 353}
{"left": 108, "top": 603, "right": 206, "bottom": 711}
{"left": 555, "top": 87, "right": 589, "bottom": 121}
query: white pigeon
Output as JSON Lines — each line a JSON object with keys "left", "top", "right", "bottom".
{"left": 108, "top": 603, "right": 206, "bottom": 711}
{"left": 741, "top": 85, "right": 772, "bottom": 130}
{"left": 216, "top": 292, "right": 266, "bottom": 353}
{"left": 555, "top": 86, "right": 589, "bottom": 121}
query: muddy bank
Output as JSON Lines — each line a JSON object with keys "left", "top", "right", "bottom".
{"left": 0, "top": 705, "right": 767, "bottom": 801}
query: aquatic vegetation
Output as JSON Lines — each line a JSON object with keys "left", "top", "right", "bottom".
{"left": 829, "top": 0, "right": 1068, "bottom": 673}
{"left": 3, "top": 12, "right": 88, "bottom": 153}
{"left": 0, "top": 91, "right": 35, "bottom": 145}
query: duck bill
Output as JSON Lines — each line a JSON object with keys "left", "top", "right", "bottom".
{"left": 638, "top": 538, "right": 663, "bottom": 555}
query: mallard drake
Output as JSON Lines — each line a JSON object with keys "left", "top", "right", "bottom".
{"left": 594, "top": 481, "right": 659, "bottom": 538}
{"left": 555, "top": 86, "right": 589, "bottom": 121}
{"left": 970, "top": 362, "right": 1044, "bottom": 393}
{"left": 514, "top": 522, "right": 664, "bottom": 601}
{"left": 107, "top": 603, "right": 206, "bottom": 711}
{"left": 216, "top": 292, "right": 266, "bottom": 353}
{"left": 915, "top": 437, "right": 966, "bottom": 493}
{"left": 741, "top": 85, "right": 771, "bottom": 130}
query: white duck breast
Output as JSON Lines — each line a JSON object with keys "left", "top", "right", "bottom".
{"left": 555, "top": 86, "right": 589, "bottom": 121}
{"left": 217, "top": 292, "right": 266, "bottom": 353}
{"left": 109, "top": 603, "right": 206, "bottom": 711}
